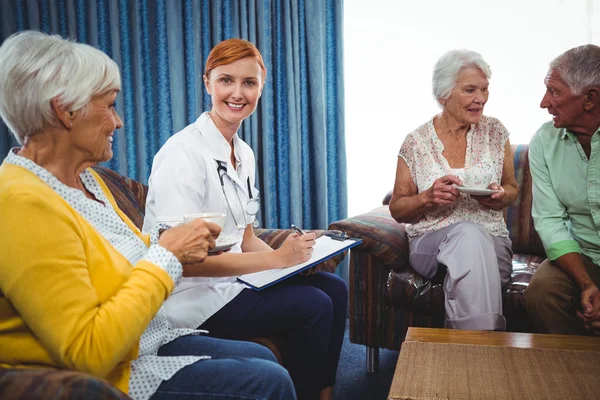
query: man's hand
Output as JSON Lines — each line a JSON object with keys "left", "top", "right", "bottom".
{"left": 471, "top": 183, "right": 507, "bottom": 211}
{"left": 577, "top": 284, "right": 600, "bottom": 335}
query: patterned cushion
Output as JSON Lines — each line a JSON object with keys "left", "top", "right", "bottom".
{"left": 329, "top": 206, "right": 409, "bottom": 271}
{"left": 0, "top": 368, "right": 130, "bottom": 400}
{"left": 92, "top": 166, "right": 148, "bottom": 230}
{"left": 506, "top": 145, "right": 546, "bottom": 257}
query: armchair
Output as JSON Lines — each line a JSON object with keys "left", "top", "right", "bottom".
{"left": 329, "top": 144, "right": 545, "bottom": 372}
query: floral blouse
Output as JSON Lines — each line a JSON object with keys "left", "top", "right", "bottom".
{"left": 398, "top": 115, "right": 510, "bottom": 238}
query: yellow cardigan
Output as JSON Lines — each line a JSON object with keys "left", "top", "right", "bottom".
{"left": 0, "top": 163, "right": 177, "bottom": 394}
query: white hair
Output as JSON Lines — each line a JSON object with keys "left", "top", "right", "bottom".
{"left": 550, "top": 44, "right": 600, "bottom": 96}
{"left": 432, "top": 49, "right": 491, "bottom": 106}
{"left": 0, "top": 31, "right": 121, "bottom": 144}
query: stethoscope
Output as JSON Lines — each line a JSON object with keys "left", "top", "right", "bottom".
{"left": 216, "top": 160, "right": 260, "bottom": 229}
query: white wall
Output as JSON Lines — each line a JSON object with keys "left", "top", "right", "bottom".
{"left": 344, "top": 0, "right": 599, "bottom": 217}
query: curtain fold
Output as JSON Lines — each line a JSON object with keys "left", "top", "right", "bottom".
{"left": 0, "top": 0, "right": 347, "bottom": 230}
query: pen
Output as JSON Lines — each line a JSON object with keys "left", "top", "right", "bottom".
{"left": 290, "top": 224, "right": 306, "bottom": 235}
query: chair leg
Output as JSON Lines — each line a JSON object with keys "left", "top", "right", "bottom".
{"left": 366, "top": 346, "right": 379, "bottom": 373}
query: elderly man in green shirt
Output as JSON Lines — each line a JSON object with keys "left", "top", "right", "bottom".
{"left": 525, "top": 44, "right": 600, "bottom": 336}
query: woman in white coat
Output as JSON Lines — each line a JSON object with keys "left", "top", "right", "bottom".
{"left": 143, "top": 38, "right": 347, "bottom": 400}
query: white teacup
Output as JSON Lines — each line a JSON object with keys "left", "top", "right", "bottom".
{"left": 183, "top": 212, "right": 227, "bottom": 229}
{"left": 157, "top": 219, "right": 184, "bottom": 227}
{"left": 464, "top": 172, "right": 493, "bottom": 189}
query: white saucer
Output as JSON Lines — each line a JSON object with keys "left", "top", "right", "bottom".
{"left": 210, "top": 235, "right": 240, "bottom": 253}
{"left": 457, "top": 187, "right": 500, "bottom": 196}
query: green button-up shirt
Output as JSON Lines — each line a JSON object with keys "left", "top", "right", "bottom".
{"left": 529, "top": 121, "right": 600, "bottom": 265}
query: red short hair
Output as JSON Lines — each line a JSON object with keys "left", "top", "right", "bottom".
{"left": 204, "top": 38, "right": 267, "bottom": 82}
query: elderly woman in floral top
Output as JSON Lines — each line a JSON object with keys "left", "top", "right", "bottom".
{"left": 389, "top": 50, "right": 518, "bottom": 331}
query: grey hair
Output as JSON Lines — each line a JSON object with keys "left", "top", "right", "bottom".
{"left": 432, "top": 49, "right": 491, "bottom": 106}
{"left": 550, "top": 44, "right": 600, "bottom": 96}
{"left": 0, "top": 31, "right": 121, "bottom": 144}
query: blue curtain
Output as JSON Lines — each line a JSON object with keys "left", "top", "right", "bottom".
{"left": 0, "top": 0, "right": 347, "bottom": 231}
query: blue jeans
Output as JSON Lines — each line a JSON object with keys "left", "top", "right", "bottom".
{"left": 200, "top": 272, "right": 348, "bottom": 400}
{"left": 150, "top": 335, "right": 296, "bottom": 400}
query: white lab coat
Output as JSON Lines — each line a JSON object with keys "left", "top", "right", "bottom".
{"left": 143, "top": 112, "right": 259, "bottom": 329}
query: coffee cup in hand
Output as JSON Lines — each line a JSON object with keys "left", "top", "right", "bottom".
{"left": 183, "top": 213, "right": 226, "bottom": 229}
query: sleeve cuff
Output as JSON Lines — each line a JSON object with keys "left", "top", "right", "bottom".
{"left": 143, "top": 244, "right": 183, "bottom": 285}
{"left": 546, "top": 240, "right": 582, "bottom": 261}
{"left": 149, "top": 222, "right": 173, "bottom": 246}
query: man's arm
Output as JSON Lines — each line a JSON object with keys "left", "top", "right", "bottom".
{"left": 529, "top": 130, "right": 600, "bottom": 325}
{"left": 529, "top": 130, "right": 583, "bottom": 261}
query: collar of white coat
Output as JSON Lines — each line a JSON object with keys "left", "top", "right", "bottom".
{"left": 194, "top": 112, "right": 246, "bottom": 166}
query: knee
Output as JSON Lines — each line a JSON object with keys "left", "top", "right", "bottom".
{"left": 253, "top": 359, "right": 296, "bottom": 398}
{"left": 318, "top": 272, "right": 349, "bottom": 303}
{"left": 303, "top": 287, "right": 334, "bottom": 322}
{"left": 449, "top": 221, "right": 493, "bottom": 244}
{"left": 524, "top": 274, "right": 554, "bottom": 309}
{"left": 242, "top": 341, "right": 280, "bottom": 363}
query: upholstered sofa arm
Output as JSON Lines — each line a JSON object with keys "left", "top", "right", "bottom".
{"left": 0, "top": 368, "right": 131, "bottom": 400}
{"left": 329, "top": 206, "right": 444, "bottom": 316}
{"left": 328, "top": 206, "right": 409, "bottom": 271}
{"left": 254, "top": 228, "right": 345, "bottom": 274}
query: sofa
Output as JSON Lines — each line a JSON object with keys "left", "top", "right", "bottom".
{"left": 329, "top": 144, "right": 546, "bottom": 372}
{"left": 0, "top": 166, "right": 346, "bottom": 399}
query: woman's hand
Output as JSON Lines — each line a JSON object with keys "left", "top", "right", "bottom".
{"left": 158, "top": 219, "right": 221, "bottom": 264}
{"left": 275, "top": 232, "right": 317, "bottom": 268}
{"left": 422, "top": 175, "right": 462, "bottom": 207}
{"left": 471, "top": 182, "right": 507, "bottom": 211}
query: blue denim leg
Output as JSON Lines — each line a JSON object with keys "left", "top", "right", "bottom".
{"left": 150, "top": 335, "right": 296, "bottom": 400}
{"left": 200, "top": 272, "right": 348, "bottom": 400}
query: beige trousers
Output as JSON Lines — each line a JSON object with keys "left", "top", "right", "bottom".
{"left": 525, "top": 255, "right": 600, "bottom": 335}
{"left": 409, "top": 221, "right": 513, "bottom": 331}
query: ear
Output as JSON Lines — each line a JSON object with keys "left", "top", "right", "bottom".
{"left": 583, "top": 87, "right": 600, "bottom": 111}
{"left": 51, "top": 97, "right": 74, "bottom": 129}
{"left": 203, "top": 74, "right": 211, "bottom": 95}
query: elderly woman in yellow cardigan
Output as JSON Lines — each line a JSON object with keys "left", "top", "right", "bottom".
{"left": 0, "top": 31, "right": 295, "bottom": 400}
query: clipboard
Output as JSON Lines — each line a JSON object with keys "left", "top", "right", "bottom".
{"left": 237, "top": 235, "right": 362, "bottom": 291}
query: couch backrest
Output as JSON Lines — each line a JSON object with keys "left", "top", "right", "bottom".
{"left": 506, "top": 144, "right": 545, "bottom": 257}
{"left": 92, "top": 166, "right": 148, "bottom": 230}
{"left": 382, "top": 144, "right": 546, "bottom": 257}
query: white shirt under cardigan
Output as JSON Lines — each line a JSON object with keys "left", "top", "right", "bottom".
{"left": 143, "top": 112, "right": 260, "bottom": 329}
{"left": 5, "top": 150, "right": 209, "bottom": 400}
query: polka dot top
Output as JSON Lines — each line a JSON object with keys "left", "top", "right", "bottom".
{"left": 6, "top": 150, "right": 209, "bottom": 400}
{"left": 398, "top": 115, "right": 510, "bottom": 238}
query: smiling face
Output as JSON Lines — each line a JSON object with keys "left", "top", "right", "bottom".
{"left": 441, "top": 66, "right": 489, "bottom": 126}
{"left": 204, "top": 57, "right": 263, "bottom": 132}
{"left": 540, "top": 69, "right": 586, "bottom": 130}
{"left": 71, "top": 90, "right": 122, "bottom": 163}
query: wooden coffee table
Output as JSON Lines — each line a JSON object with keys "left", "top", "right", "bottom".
{"left": 388, "top": 328, "right": 600, "bottom": 400}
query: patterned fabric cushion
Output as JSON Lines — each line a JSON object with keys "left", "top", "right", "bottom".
{"left": 92, "top": 166, "right": 148, "bottom": 230}
{"left": 506, "top": 144, "right": 546, "bottom": 257}
{"left": 0, "top": 368, "right": 131, "bottom": 400}
{"left": 329, "top": 206, "right": 409, "bottom": 271}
